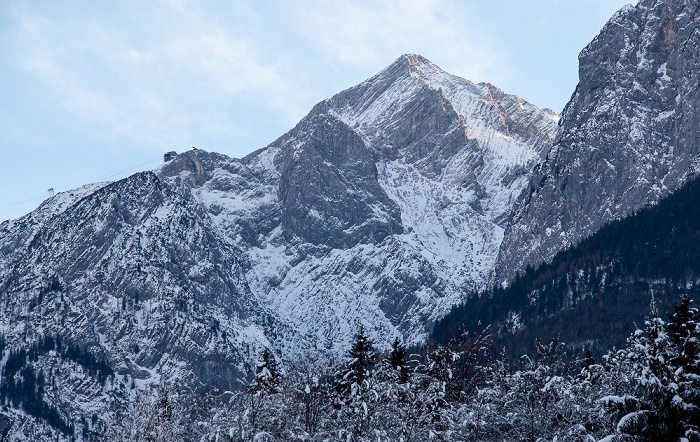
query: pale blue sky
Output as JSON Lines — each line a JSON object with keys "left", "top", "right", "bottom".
{"left": 0, "top": 0, "right": 635, "bottom": 222}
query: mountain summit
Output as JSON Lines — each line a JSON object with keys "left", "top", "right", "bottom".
{"left": 157, "top": 54, "right": 558, "bottom": 354}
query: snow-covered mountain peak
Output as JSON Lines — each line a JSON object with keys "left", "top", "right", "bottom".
{"left": 315, "top": 55, "right": 556, "bottom": 174}
{"left": 155, "top": 54, "right": 559, "bottom": 357}
{"left": 0, "top": 52, "right": 564, "bottom": 438}
{"left": 372, "top": 53, "right": 481, "bottom": 95}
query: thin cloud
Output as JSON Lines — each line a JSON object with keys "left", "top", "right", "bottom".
{"left": 3, "top": 0, "right": 505, "bottom": 157}
{"left": 3, "top": 0, "right": 312, "bottom": 150}
{"left": 10, "top": 11, "right": 122, "bottom": 132}
{"left": 291, "top": 0, "right": 502, "bottom": 85}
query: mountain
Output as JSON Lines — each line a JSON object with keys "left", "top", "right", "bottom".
{"left": 493, "top": 0, "right": 700, "bottom": 285}
{"left": 157, "top": 54, "right": 558, "bottom": 353}
{"left": 0, "top": 173, "right": 298, "bottom": 437}
{"left": 0, "top": 55, "right": 557, "bottom": 437}
{"left": 0, "top": 171, "right": 294, "bottom": 384}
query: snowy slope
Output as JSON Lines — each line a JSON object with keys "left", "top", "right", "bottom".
{"left": 158, "top": 54, "right": 559, "bottom": 352}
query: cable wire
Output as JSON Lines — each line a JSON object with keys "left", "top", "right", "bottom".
{"left": 0, "top": 157, "right": 162, "bottom": 211}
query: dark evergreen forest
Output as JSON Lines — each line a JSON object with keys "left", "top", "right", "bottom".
{"left": 433, "top": 176, "right": 700, "bottom": 358}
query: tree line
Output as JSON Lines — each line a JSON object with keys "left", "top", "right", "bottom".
{"left": 92, "top": 294, "right": 700, "bottom": 441}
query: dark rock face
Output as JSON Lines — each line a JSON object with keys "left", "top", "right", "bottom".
{"left": 494, "top": 0, "right": 700, "bottom": 284}
{"left": 274, "top": 114, "right": 403, "bottom": 248}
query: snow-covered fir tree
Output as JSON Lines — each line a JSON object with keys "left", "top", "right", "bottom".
{"left": 337, "top": 325, "right": 377, "bottom": 394}
{"left": 601, "top": 303, "right": 689, "bottom": 441}
{"left": 384, "top": 337, "right": 408, "bottom": 383}
{"left": 666, "top": 294, "right": 700, "bottom": 440}
{"left": 248, "top": 348, "right": 282, "bottom": 396}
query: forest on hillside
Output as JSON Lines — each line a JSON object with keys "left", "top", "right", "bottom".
{"left": 433, "top": 176, "right": 700, "bottom": 357}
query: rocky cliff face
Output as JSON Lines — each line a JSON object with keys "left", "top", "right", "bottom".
{"left": 274, "top": 114, "right": 403, "bottom": 248}
{"left": 494, "top": 0, "right": 700, "bottom": 284}
{"left": 158, "top": 54, "right": 558, "bottom": 353}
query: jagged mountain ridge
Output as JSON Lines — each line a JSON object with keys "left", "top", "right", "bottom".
{"left": 0, "top": 54, "right": 557, "bottom": 437}
{"left": 494, "top": 0, "right": 700, "bottom": 284}
{"left": 0, "top": 172, "right": 295, "bottom": 396}
{"left": 157, "top": 54, "right": 558, "bottom": 354}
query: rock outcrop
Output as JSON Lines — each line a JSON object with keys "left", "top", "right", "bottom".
{"left": 494, "top": 0, "right": 700, "bottom": 284}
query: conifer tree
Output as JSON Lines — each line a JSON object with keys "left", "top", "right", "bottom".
{"left": 337, "top": 325, "right": 376, "bottom": 397}
{"left": 603, "top": 304, "right": 684, "bottom": 441}
{"left": 386, "top": 337, "right": 408, "bottom": 383}
{"left": 347, "top": 325, "right": 376, "bottom": 384}
{"left": 665, "top": 294, "right": 700, "bottom": 440}
{"left": 666, "top": 294, "right": 700, "bottom": 371}
{"left": 582, "top": 348, "right": 596, "bottom": 368}
{"left": 248, "top": 348, "right": 282, "bottom": 395}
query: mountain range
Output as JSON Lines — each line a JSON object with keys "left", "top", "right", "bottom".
{"left": 0, "top": 0, "right": 698, "bottom": 438}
